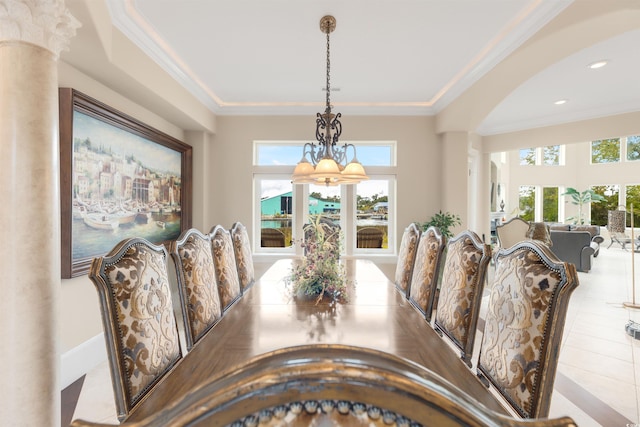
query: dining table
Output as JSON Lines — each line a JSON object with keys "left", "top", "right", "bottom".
{"left": 124, "top": 258, "right": 507, "bottom": 422}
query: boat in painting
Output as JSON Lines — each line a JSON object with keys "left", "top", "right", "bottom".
{"left": 83, "top": 213, "right": 119, "bottom": 231}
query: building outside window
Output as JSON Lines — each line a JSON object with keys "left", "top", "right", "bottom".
{"left": 254, "top": 141, "right": 396, "bottom": 254}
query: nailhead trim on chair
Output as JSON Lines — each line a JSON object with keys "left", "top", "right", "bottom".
{"left": 230, "top": 400, "right": 418, "bottom": 427}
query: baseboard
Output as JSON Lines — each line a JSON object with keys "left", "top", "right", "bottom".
{"left": 61, "top": 333, "right": 107, "bottom": 390}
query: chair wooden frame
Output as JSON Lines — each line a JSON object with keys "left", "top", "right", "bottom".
{"left": 209, "top": 225, "right": 242, "bottom": 311}
{"left": 434, "top": 230, "right": 491, "bottom": 366}
{"left": 476, "top": 240, "right": 579, "bottom": 419}
{"left": 169, "top": 228, "right": 222, "bottom": 351}
{"left": 408, "top": 226, "right": 446, "bottom": 322}
{"left": 71, "top": 345, "right": 577, "bottom": 427}
{"left": 230, "top": 222, "right": 256, "bottom": 292}
{"left": 394, "top": 223, "right": 421, "bottom": 295}
{"left": 88, "top": 237, "right": 182, "bottom": 421}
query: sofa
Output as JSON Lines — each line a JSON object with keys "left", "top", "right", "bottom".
{"left": 547, "top": 224, "right": 603, "bottom": 272}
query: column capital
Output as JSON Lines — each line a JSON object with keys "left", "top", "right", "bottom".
{"left": 0, "top": 0, "right": 80, "bottom": 58}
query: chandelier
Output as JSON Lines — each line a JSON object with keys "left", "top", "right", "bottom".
{"left": 292, "top": 15, "right": 368, "bottom": 186}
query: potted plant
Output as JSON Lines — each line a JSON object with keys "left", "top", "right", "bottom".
{"left": 288, "top": 215, "right": 347, "bottom": 304}
{"left": 562, "top": 188, "right": 605, "bottom": 225}
{"left": 417, "top": 210, "right": 461, "bottom": 238}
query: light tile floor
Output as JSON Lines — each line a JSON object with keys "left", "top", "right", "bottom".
{"left": 70, "top": 246, "right": 640, "bottom": 426}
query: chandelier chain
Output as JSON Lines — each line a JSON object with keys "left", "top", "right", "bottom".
{"left": 325, "top": 28, "right": 331, "bottom": 110}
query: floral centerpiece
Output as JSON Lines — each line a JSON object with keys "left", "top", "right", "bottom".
{"left": 288, "top": 216, "right": 347, "bottom": 304}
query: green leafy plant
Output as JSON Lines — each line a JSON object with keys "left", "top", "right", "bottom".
{"left": 417, "top": 210, "right": 461, "bottom": 238}
{"left": 288, "top": 215, "right": 347, "bottom": 304}
{"left": 561, "top": 188, "right": 606, "bottom": 225}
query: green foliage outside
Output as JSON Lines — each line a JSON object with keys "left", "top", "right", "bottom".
{"left": 519, "top": 148, "right": 536, "bottom": 165}
{"left": 627, "top": 135, "right": 640, "bottom": 161}
{"left": 591, "top": 138, "right": 620, "bottom": 164}
{"left": 589, "top": 186, "right": 618, "bottom": 226}
{"left": 542, "top": 187, "right": 558, "bottom": 222}
{"left": 543, "top": 145, "right": 560, "bottom": 165}
{"left": 519, "top": 186, "right": 535, "bottom": 221}
{"left": 356, "top": 194, "right": 388, "bottom": 212}
{"left": 626, "top": 185, "right": 640, "bottom": 227}
{"left": 417, "top": 211, "right": 461, "bottom": 238}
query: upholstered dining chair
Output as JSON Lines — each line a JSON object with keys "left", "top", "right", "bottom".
{"left": 169, "top": 228, "right": 222, "bottom": 351}
{"left": 476, "top": 240, "right": 579, "bottom": 419}
{"left": 394, "top": 223, "right": 421, "bottom": 296}
{"left": 495, "top": 216, "right": 529, "bottom": 250}
{"left": 88, "top": 237, "right": 183, "bottom": 421}
{"left": 230, "top": 222, "right": 255, "bottom": 292}
{"left": 408, "top": 226, "right": 446, "bottom": 322}
{"left": 434, "top": 230, "right": 491, "bottom": 367}
{"left": 209, "top": 225, "right": 242, "bottom": 311}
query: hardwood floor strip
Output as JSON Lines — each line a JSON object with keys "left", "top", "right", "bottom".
{"left": 554, "top": 372, "right": 634, "bottom": 426}
{"left": 61, "top": 375, "right": 85, "bottom": 427}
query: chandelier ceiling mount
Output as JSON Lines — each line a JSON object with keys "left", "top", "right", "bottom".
{"left": 292, "top": 15, "right": 368, "bottom": 186}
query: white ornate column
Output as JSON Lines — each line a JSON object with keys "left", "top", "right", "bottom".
{"left": 0, "top": 1, "right": 79, "bottom": 426}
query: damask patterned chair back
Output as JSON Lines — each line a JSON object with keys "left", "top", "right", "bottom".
{"left": 476, "top": 240, "right": 579, "bottom": 419}
{"left": 434, "top": 230, "right": 491, "bottom": 366}
{"left": 209, "top": 225, "right": 242, "bottom": 311}
{"left": 88, "top": 237, "right": 182, "bottom": 421}
{"left": 169, "top": 228, "right": 222, "bottom": 351}
{"left": 408, "top": 226, "right": 446, "bottom": 322}
{"left": 230, "top": 222, "right": 255, "bottom": 292}
{"left": 394, "top": 223, "right": 420, "bottom": 295}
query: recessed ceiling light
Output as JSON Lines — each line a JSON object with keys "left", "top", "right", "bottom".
{"left": 554, "top": 99, "right": 567, "bottom": 105}
{"left": 589, "top": 60, "right": 608, "bottom": 69}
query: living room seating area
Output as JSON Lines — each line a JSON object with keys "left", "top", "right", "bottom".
{"left": 496, "top": 218, "right": 604, "bottom": 273}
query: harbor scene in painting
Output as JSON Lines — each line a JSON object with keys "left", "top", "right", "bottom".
{"left": 71, "top": 111, "right": 183, "bottom": 260}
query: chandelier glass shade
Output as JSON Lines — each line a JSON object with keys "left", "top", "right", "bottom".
{"left": 292, "top": 15, "right": 368, "bottom": 186}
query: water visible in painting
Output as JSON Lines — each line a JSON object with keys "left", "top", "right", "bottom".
{"left": 72, "top": 212, "right": 181, "bottom": 259}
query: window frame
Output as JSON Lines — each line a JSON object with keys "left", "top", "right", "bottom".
{"left": 253, "top": 141, "right": 397, "bottom": 257}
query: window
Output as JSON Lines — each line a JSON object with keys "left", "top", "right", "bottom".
{"left": 542, "top": 187, "right": 558, "bottom": 222}
{"left": 543, "top": 145, "right": 560, "bottom": 165}
{"left": 591, "top": 138, "right": 620, "bottom": 163}
{"left": 253, "top": 141, "right": 396, "bottom": 255}
{"left": 519, "top": 148, "right": 536, "bottom": 165}
{"left": 256, "top": 176, "right": 294, "bottom": 250}
{"left": 626, "top": 184, "right": 640, "bottom": 227}
{"left": 590, "top": 185, "right": 618, "bottom": 226}
{"left": 627, "top": 135, "right": 640, "bottom": 161}
{"left": 308, "top": 183, "right": 342, "bottom": 234}
{"left": 356, "top": 179, "right": 391, "bottom": 251}
{"left": 518, "top": 146, "right": 563, "bottom": 166}
{"left": 519, "top": 186, "right": 535, "bottom": 221}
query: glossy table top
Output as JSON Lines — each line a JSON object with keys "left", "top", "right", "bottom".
{"left": 126, "top": 259, "right": 506, "bottom": 421}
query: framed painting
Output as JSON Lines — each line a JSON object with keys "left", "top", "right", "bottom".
{"left": 59, "top": 88, "right": 193, "bottom": 278}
